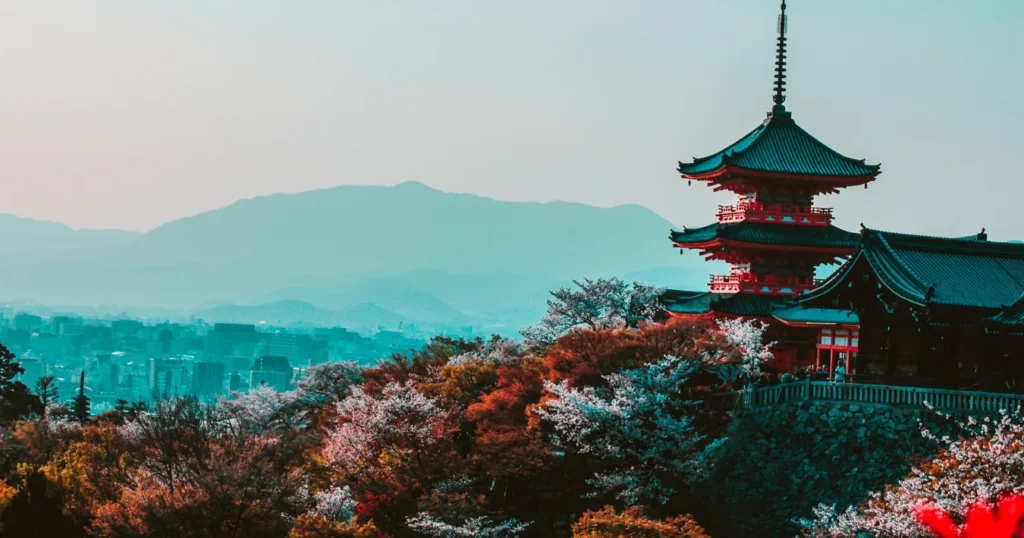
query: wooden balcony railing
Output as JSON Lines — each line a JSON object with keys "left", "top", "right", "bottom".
{"left": 732, "top": 380, "right": 1024, "bottom": 413}
{"left": 717, "top": 202, "right": 833, "bottom": 226}
{"left": 709, "top": 274, "right": 823, "bottom": 295}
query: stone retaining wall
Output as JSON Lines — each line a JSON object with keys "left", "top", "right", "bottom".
{"left": 702, "top": 400, "right": 964, "bottom": 537}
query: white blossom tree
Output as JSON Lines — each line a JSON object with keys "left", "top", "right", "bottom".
{"left": 216, "top": 385, "right": 301, "bottom": 435}
{"left": 309, "top": 485, "right": 358, "bottom": 522}
{"left": 536, "top": 355, "right": 715, "bottom": 504}
{"left": 406, "top": 513, "right": 530, "bottom": 538}
{"left": 446, "top": 337, "right": 526, "bottom": 368}
{"left": 323, "top": 381, "right": 453, "bottom": 475}
{"left": 294, "top": 361, "right": 362, "bottom": 406}
{"left": 521, "top": 278, "right": 665, "bottom": 347}
{"left": 709, "top": 318, "right": 773, "bottom": 385}
{"left": 800, "top": 410, "right": 1024, "bottom": 537}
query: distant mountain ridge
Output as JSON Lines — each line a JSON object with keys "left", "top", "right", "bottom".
{"left": 0, "top": 213, "right": 140, "bottom": 261}
{"left": 0, "top": 182, "right": 713, "bottom": 333}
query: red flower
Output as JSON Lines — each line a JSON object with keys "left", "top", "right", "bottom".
{"left": 915, "top": 495, "right": 1024, "bottom": 538}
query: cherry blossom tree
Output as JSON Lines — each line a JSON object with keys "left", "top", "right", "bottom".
{"left": 217, "top": 385, "right": 301, "bottom": 435}
{"left": 323, "top": 381, "right": 455, "bottom": 486}
{"left": 406, "top": 513, "right": 530, "bottom": 537}
{"left": 710, "top": 318, "right": 773, "bottom": 385}
{"left": 521, "top": 278, "right": 665, "bottom": 348}
{"left": 307, "top": 486, "right": 357, "bottom": 522}
{"left": 294, "top": 361, "right": 362, "bottom": 406}
{"left": 446, "top": 337, "right": 526, "bottom": 368}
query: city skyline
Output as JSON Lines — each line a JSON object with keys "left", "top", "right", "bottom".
{"left": 0, "top": 1, "right": 1021, "bottom": 238}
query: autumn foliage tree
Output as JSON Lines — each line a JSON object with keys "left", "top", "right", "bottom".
{"left": 0, "top": 283, "right": 789, "bottom": 537}
{"left": 571, "top": 506, "right": 710, "bottom": 538}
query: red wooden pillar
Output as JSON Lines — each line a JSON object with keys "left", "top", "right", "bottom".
{"left": 829, "top": 348, "right": 835, "bottom": 379}
{"left": 845, "top": 352, "right": 852, "bottom": 376}
{"left": 815, "top": 347, "right": 821, "bottom": 370}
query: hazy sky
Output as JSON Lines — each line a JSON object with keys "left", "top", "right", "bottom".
{"left": 0, "top": 1, "right": 1021, "bottom": 238}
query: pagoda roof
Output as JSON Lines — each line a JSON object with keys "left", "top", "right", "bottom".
{"left": 804, "top": 228, "right": 1024, "bottom": 309}
{"left": 671, "top": 221, "right": 860, "bottom": 249}
{"left": 662, "top": 290, "right": 791, "bottom": 317}
{"left": 678, "top": 106, "right": 880, "bottom": 180}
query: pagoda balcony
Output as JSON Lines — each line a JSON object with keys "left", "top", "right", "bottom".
{"left": 717, "top": 202, "right": 832, "bottom": 226}
{"left": 710, "top": 274, "right": 824, "bottom": 295}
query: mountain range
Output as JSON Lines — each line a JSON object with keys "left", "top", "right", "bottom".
{"left": 0, "top": 182, "right": 714, "bottom": 334}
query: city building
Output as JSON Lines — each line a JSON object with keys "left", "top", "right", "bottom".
{"left": 13, "top": 313, "right": 43, "bottom": 331}
{"left": 248, "top": 355, "right": 293, "bottom": 392}
{"left": 50, "top": 315, "right": 83, "bottom": 335}
{"left": 260, "top": 333, "right": 313, "bottom": 367}
{"left": 148, "top": 358, "right": 187, "bottom": 400}
{"left": 192, "top": 360, "right": 226, "bottom": 397}
{"left": 208, "top": 323, "right": 263, "bottom": 360}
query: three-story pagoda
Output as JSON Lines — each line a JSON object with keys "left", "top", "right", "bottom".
{"left": 662, "top": 1, "right": 881, "bottom": 372}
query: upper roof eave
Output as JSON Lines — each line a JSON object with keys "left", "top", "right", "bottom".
{"left": 677, "top": 107, "right": 881, "bottom": 179}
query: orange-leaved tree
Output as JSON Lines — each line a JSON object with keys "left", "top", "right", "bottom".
{"left": 572, "top": 506, "right": 710, "bottom": 538}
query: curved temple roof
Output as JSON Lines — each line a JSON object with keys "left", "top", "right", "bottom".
{"left": 677, "top": 106, "right": 880, "bottom": 179}
{"left": 670, "top": 221, "right": 860, "bottom": 249}
{"left": 805, "top": 228, "right": 1024, "bottom": 309}
{"left": 989, "top": 294, "right": 1024, "bottom": 327}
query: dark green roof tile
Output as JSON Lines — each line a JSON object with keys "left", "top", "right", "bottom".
{"left": 678, "top": 106, "right": 880, "bottom": 178}
{"left": 804, "top": 228, "right": 1024, "bottom": 309}
{"left": 661, "top": 290, "right": 791, "bottom": 317}
{"left": 670, "top": 221, "right": 860, "bottom": 249}
{"left": 989, "top": 294, "right": 1024, "bottom": 327}
{"left": 773, "top": 306, "right": 859, "bottom": 325}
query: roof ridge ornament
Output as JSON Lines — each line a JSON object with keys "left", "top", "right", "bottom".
{"left": 773, "top": 1, "right": 788, "bottom": 107}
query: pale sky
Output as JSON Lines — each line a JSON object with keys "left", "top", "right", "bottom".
{"left": 0, "top": 1, "right": 1021, "bottom": 238}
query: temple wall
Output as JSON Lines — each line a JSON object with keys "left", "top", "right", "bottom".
{"left": 703, "top": 400, "right": 966, "bottom": 537}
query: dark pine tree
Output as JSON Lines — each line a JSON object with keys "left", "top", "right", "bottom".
{"left": 72, "top": 371, "right": 90, "bottom": 423}
{"left": 34, "top": 375, "right": 59, "bottom": 409}
{"left": 0, "top": 342, "right": 43, "bottom": 423}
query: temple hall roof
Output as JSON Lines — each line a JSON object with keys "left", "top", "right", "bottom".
{"left": 772, "top": 306, "right": 859, "bottom": 326}
{"left": 670, "top": 221, "right": 860, "bottom": 249}
{"left": 986, "top": 292, "right": 1024, "bottom": 330}
{"left": 806, "top": 228, "right": 1024, "bottom": 309}
{"left": 677, "top": 106, "right": 881, "bottom": 179}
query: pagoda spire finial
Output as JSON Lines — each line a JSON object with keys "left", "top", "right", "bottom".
{"left": 773, "top": 1, "right": 788, "bottom": 106}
